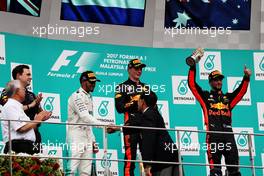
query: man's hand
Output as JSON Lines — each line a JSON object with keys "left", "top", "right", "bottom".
{"left": 144, "top": 166, "right": 152, "bottom": 176}
{"left": 35, "top": 93, "right": 43, "bottom": 104}
{"left": 106, "top": 125, "right": 121, "bottom": 134}
{"left": 192, "top": 47, "right": 204, "bottom": 61}
{"left": 130, "top": 95, "right": 140, "bottom": 102}
{"left": 244, "top": 65, "right": 252, "bottom": 77}
{"left": 124, "top": 95, "right": 140, "bottom": 109}
{"left": 27, "top": 93, "right": 43, "bottom": 110}
{"left": 35, "top": 111, "right": 52, "bottom": 121}
{"left": 124, "top": 101, "right": 135, "bottom": 109}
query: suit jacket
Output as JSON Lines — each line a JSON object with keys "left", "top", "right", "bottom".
{"left": 139, "top": 107, "right": 178, "bottom": 172}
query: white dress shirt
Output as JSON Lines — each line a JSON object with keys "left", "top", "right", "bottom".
{"left": 1, "top": 98, "right": 36, "bottom": 142}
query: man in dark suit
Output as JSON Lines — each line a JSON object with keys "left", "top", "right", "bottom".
{"left": 127, "top": 91, "right": 182, "bottom": 176}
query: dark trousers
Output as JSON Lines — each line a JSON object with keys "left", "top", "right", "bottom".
{"left": 34, "top": 129, "right": 42, "bottom": 153}
{"left": 4, "top": 139, "right": 37, "bottom": 155}
{"left": 152, "top": 165, "right": 181, "bottom": 176}
{"left": 124, "top": 133, "right": 141, "bottom": 176}
{"left": 207, "top": 133, "right": 241, "bottom": 176}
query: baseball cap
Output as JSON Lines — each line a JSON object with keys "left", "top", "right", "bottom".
{"left": 128, "top": 59, "right": 146, "bottom": 69}
{"left": 80, "top": 71, "right": 101, "bottom": 83}
{"left": 208, "top": 70, "right": 224, "bottom": 82}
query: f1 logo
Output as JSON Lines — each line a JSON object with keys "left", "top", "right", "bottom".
{"left": 51, "top": 50, "right": 99, "bottom": 73}
{"left": 51, "top": 50, "right": 77, "bottom": 71}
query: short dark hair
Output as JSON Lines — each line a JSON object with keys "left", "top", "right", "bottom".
{"left": 140, "top": 91, "right": 157, "bottom": 108}
{"left": 12, "top": 65, "right": 30, "bottom": 79}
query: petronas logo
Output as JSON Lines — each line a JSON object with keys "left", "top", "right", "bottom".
{"left": 44, "top": 97, "right": 55, "bottom": 111}
{"left": 98, "top": 101, "right": 109, "bottom": 117}
{"left": 237, "top": 131, "right": 248, "bottom": 147}
{"left": 181, "top": 131, "right": 192, "bottom": 145}
{"left": 259, "top": 56, "right": 264, "bottom": 71}
{"left": 233, "top": 81, "right": 241, "bottom": 91}
{"left": 157, "top": 104, "right": 163, "bottom": 115}
{"left": 48, "top": 150, "right": 57, "bottom": 155}
{"left": 204, "top": 55, "right": 215, "bottom": 71}
{"left": 178, "top": 80, "right": 188, "bottom": 95}
{"left": 101, "top": 153, "right": 112, "bottom": 168}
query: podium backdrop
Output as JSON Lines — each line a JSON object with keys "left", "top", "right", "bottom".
{"left": 0, "top": 33, "right": 264, "bottom": 176}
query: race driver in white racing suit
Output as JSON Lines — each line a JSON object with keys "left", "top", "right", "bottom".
{"left": 66, "top": 71, "right": 117, "bottom": 175}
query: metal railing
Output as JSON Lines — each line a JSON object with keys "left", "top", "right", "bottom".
{"left": 0, "top": 118, "right": 263, "bottom": 176}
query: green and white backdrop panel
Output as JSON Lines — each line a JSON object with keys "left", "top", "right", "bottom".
{"left": 0, "top": 33, "right": 264, "bottom": 176}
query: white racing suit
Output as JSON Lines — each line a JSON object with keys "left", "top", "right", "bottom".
{"left": 66, "top": 87, "right": 103, "bottom": 176}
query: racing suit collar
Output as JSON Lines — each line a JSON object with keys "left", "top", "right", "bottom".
{"left": 142, "top": 107, "right": 149, "bottom": 114}
{"left": 127, "top": 78, "right": 142, "bottom": 85}
{"left": 210, "top": 89, "right": 223, "bottom": 95}
{"left": 79, "top": 87, "right": 91, "bottom": 96}
{"left": 25, "top": 87, "right": 30, "bottom": 93}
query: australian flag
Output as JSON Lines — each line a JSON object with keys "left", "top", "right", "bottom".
{"left": 61, "top": 0, "right": 146, "bottom": 27}
{"left": 0, "top": 0, "right": 41, "bottom": 17}
{"left": 165, "top": 0, "right": 251, "bottom": 30}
